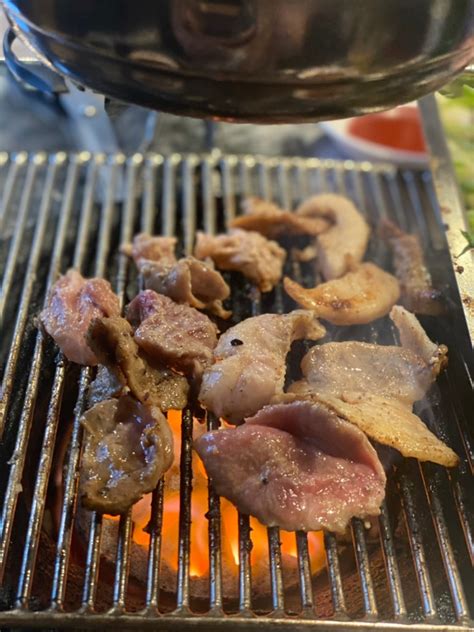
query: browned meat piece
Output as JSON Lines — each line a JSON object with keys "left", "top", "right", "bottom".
{"left": 194, "top": 229, "right": 286, "bottom": 293}
{"left": 199, "top": 310, "right": 325, "bottom": 423}
{"left": 231, "top": 196, "right": 330, "bottom": 238}
{"left": 88, "top": 365, "right": 124, "bottom": 407}
{"left": 284, "top": 262, "right": 400, "bottom": 325}
{"left": 123, "top": 232, "right": 231, "bottom": 318}
{"left": 296, "top": 194, "right": 370, "bottom": 279}
{"left": 195, "top": 401, "right": 386, "bottom": 533}
{"left": 390, "top": 305, "right": 447, "bottom": 375}
{"left": 140, "top": 257, "right": 231, "bottom": 319}
{"left": 289, "top": 309, "right": 457, "bottom": 467}
{"left": 121, "top": 233, "right": 177, "bottom": 267}
{"left": 126, "top": 290, "right": 218, "bottom": 381}
{"left": 379, "top": 219, "right": 444, "bottom": 315}
{"left": 39, "top": 269, "right": 120, "bottom": 365}
{"left": 80, "top": 395, "right": 173, "bottom": 514}
{"left": 87, "top": 316, "right": 189, "bottom": 411}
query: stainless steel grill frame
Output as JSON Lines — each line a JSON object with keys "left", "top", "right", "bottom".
{"left": 0, "top": 149, "right": 472, "bottom": 630}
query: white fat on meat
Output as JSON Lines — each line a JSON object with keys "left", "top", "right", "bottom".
{"left": 284, "top": 262, "right": 400, "bottom": 325}
{"left": 39, "top": 269, "right": 120, "bottom": 365}
{"left": 194, "top": 401, "right": 386, "bottom": 533}
{"left": 296, "top": 193, "right": 370, "bottom": 280}
{"left": 199, "top": 310, "right": 325, "bottom": 423}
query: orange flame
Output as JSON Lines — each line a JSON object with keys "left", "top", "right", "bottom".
{"left": 110, "top": 411, "right": 326, "bottom": 579}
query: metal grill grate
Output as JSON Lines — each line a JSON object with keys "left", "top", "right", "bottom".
{"left": 0, "top": 151, "right": 472, "bottom": 630}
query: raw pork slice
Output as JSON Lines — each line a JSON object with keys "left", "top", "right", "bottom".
{"left": 39, "top": 269, "right": 120, "bottom": 365}
{"left": 80, "top": 395, "right": 173, "bottom": 514}
{"left": 195, "top": 401, "right": 386, "bottom": 533}
{"left": 199, "top": 311, "right": 325, "bottom": 423}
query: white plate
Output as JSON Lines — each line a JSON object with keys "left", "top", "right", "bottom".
{"left": 320, "top": 117, "right": 429, "bottom": 169}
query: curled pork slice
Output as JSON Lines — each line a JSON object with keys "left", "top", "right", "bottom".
{"left": 123, "top": 233, "right": 230, "bottom": 318}
{"left": 380, "top": 219, "right": 444, "bottom": 315}
{"left": 284, "top": 262, "right": 400, "bottom": 325}
{"left": 80, "top": 395, "right": 173, "bottom": 514}
{"left": 127, "top": 290, "right": 218, "bottom": 381}
{"left": 195, "top": 401, "right": 386, "bottom": 533}
{"left": 87, "top": 316, "right": 189, "bottom": 411}
{"left": 39, "top": 269, "right": 120, "bottom": 365}
{"left": 194, "top": 229, "right": 286, "bottom": 292}
{"left": 296, "top": 194, "right": 370, "bottom": 279}
{"left": 290, "top": 313, "right": 457, "bottom": 467}
{"left": 231, "top": 196, "right": 330, "bottom": 238}
{"left": 390, "top": 305, "right": 447, "bottom": 376}
{"left": 121, "top": 233, "right": 177, "bottom": 267}
{"left": 199, "top": 311, "right": 325, "bottom": 423}
{"left": 141, "top": 256, "right": 231, "bottom": 319}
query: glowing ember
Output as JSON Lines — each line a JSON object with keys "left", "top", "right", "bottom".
{"left": 110, "top": 411, "right": 326, "bottom": 580}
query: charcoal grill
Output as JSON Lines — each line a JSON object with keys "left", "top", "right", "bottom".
{"left": 0, "top": 105, "right": 473, "bottom": 629}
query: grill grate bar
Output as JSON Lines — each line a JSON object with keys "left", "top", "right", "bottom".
{"left": 81, "top": 512, "right": 103, "bottom": 611}
{"left": 0, "top": 155, "right": 62, "bottom": 580}
{"left": 15, "top": 159, "right": 81, "bottom": 606}
{"left": 144, "top": 479, "right": 166, "bottom": 611}
{"left": 182, "top": 157, "right": 197, "bottom": 256}
{"left": 111, "top": 513, "right": 133, "bottom": 612}
{"left": 0, "top": 155, "right": 49, "bottom": 438}
{"left": 419, "top": 464, "right": 471, "bottom": 622}
{"left": 0, "top": 152, "right": 25, "bottom": 233}
{"left": 296, "top": 532, "right": 315, "bottom": 613}
{"left": 162, "top": 156, "right": 177, "bottom": 238}
{"left": 351, "top": 519, "right": 378, "bottom": 618}
{"left": 237, "top": 514, "right": 252, "bottom": 613}
{"left": 207, "top": 415, "right": 223, "bottom": 611}
{"left": 377, "top": 502, "right": 407, "bottom": 620}
{"left": 175, "top": 409, "right": 194, "bottom": 611}
{"left": 324, "top": 533, "right": 347, "bottom": 617}
{"left": 397, "top": 471, "right": 438, "bottom": 619}
{"left": 141, "top": 156, "right": 160, "bottom": 235}
{"left": 220, "top": 157, "right": 237, "bottom": 227}
{"left": 0, "top": 155, "right": 42, "bottom": 319}
{"left": 267, "top": 527, "right": 285, "bottom": 613}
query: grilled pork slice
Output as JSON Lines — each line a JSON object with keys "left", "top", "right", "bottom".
{"left": 121, "top": 233, "right": 177, "bottom": 268}
{"left": 194, "top": 229, "right": 286, "bottom": 293}
{"left": 290, "top": 308, "right": 457, "bottom": 467}
{"left": 140, "top": 257, "right": 231, "bottom": 319}
{"left": 231, "top": 196, "right": 330, "bottom": 238}
{"left": 123, "top": 233, "right": 230, "bottom": 318}
{"left": 296, "top": 194, "right": 370, "bottom": 280}
{"left": 80, "top": 395, "right": 173, "bottom": 514}
{"left": 195, "top": 401, "right": 386, "bottom": 533}
{"left": 39, "top": 269, "right": 120, "bottom": 365}
{"left": 127, "top": 290, "right": 218, "bottom": 381}
{"left": 379, "top": 219, "right": 444, "bottom": 315}
{"left": 87, "top": 316, "right": 189, "bottom": 411}
{"left": 390, "top": 305, "right": 447, "bottom": 375}
{"left": 284, "top": 262, "right": 400, "bottom": 325}
{"left": 199, "top": 311, "right": 325, "bottom": 424}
